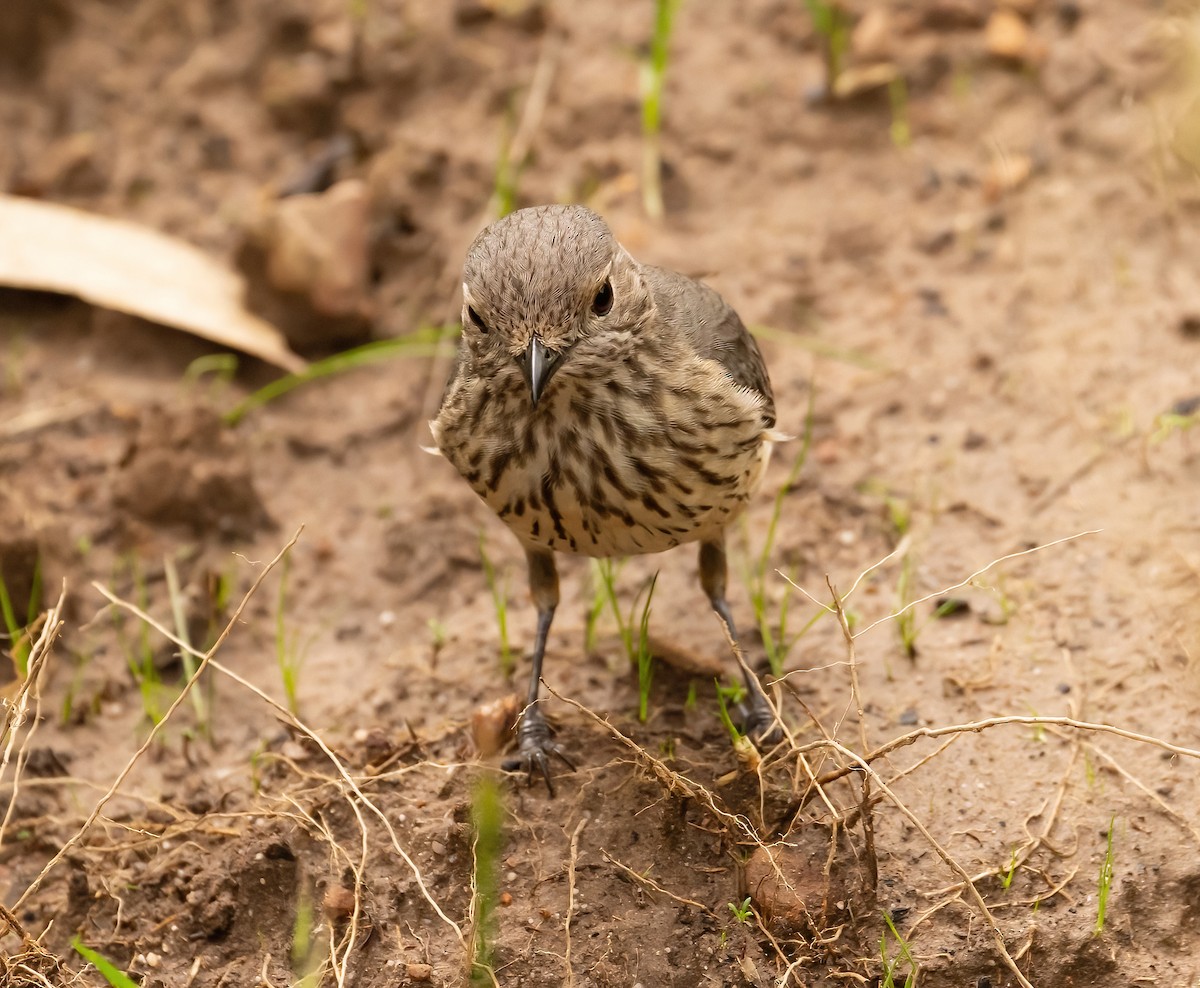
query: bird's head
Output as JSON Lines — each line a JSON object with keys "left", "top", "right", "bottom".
{"left": 460, "top": 205, "right": 652, "bottom": 405}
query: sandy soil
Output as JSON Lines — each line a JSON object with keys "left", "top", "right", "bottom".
{"left": 2, "top": 1, "right": 1200, "bottom": 986}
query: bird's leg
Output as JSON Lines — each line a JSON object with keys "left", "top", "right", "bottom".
{"left": 699, "top": 537, "right": 781, "bottom": 743}
{"left": 501, "top": 548, "right": 575, "bottom": 794}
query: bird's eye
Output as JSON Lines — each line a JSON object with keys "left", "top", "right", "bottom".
{"left": 592, "top": 279, "right": 614, "bottom": 317}
{"left": 467, "top": 305, "right": 489, "bottom": 334}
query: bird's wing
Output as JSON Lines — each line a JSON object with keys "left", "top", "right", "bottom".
{"left": 643, "top": 264, "right": 776, "bottom": 428}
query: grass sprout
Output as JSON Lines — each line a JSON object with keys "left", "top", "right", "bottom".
{"left": 1150, "top": 405, "right": 1200, "bottom": 444}
{"left": 183, "top": 352, "right": 239, "bottom": 389}
{"left": 1095, "top": 816, "right": 1116, "bottom": 934}
{"left": 0, "top": 554, "right": 41, "bottom": 678}
{"left": 805, "top": 0, "right": 851, "bottom": 96}
{"left": 635, "top": 572, "right": 658, "bottom": 722}
{"left": 164, "top": 554, "right": 208, "bottom": 733}
{"left": 895, "top": 549, "right": 918, "bottom": 660}
{"left": 290, "top": 884, "right": 321, "bottom": 988}
{"left": 713, "top": 680, "right": 745, "bottom": 743}
{"left": 72, "top": 938, "right": 139, "bottom": 988}
{"left": 744, "top": 388, "right": 816, "bottom": 676}
{"left": 224, "top": 328, "right": 457, "bottom": 426}
{"left": 595, "top": 558, "right": 634, "bottom": 660}
{"left": 111, "top": 556, "right": 168, "bottom": 725}
{"left": 889, "top": 76, "right": 911, "bottom": 148}
{"left": 490, "top": 100, "right": 521, "bottom": 219}
{"left": 594, "top": 560, "right": 659, "bottom": 720}
{"left": 275, "top": 552, "right": 312, "bottom": 714}
{"left": 880, "top": 912, "right": 917, "bottom": 988}
{"left": 584, "top": 559, "right": 612, "bottom": 652}
{"left": 728, "top": 896, "right": 753, "bottom": 924}
{"left": 999, "top": 847, "right": 1019, "bottom": 889}
{"left": 750, "top": 323, "right": 888, "bottom": 371}
{"left": 479, "top": 534, "right": 513, "bottom": 676}
{"left": 640, "top": 0, "right": 679, "bottom": 220}
{"left": 470, "top": 776, "right": 504, "bottom": 985}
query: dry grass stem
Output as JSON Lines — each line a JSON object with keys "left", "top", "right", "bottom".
{"left": 824, "top": 591, "right": 1035, "bottom": 988}
{"left": 545, "top": 683, "right": 764, "bottom": 845}
{"left": 563, "top": 815, "right": 589, "bottom": 987}
{"left": 848, "top": 529, "right": 1101, "bottom": 639}
{"left": 70, "top": 539, "right": 464, "bottom": 944}
{"left": 1079, "top": 737, "right": 1200, "bottom": 844}
{"left": 14, "top": 531, "right": 302, "bottom": 912}
{"left": 1, "top": 584, "right": 66, "bottom": 850}
{"left": 600, "top": 848, "right": 710, "bottom": 912}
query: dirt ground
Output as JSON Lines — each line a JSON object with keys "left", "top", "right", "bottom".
{"left": 3, "top": 1, "right": 1200, "bottom": 985}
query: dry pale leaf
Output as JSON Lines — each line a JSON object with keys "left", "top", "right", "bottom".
{"left": 0, "top": 194, "right": 305, "bottom": 373}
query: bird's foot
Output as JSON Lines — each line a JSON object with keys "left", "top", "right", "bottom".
{"left": 741, "top": 696, "right": 784, "bottom": 748}
{"left": 501, "top": 708, "right": 576, "bottom": 797}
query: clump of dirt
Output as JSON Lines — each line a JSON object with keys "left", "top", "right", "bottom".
{"left": 113, "top": 404, "right": 273, "bottom": 539}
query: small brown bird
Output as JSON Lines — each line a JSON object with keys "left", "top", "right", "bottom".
{"left": 431, "top": 205, "right": 782, "bottom": 792}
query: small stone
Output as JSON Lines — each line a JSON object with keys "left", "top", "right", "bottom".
{"left": 744, "top": 828, "right": 854, "bottom": 935}
{"left": 279, "top": 741, "right": 310, "bottom": 762}
{"left": 406, "top": 962, "right": 432, "bottom": 982}
{"left": 985, "top": 9, "right": 1046, "bottom": 64}
{"left": 324, "top": 885, "right": 357, "bottom": 921}
{"left": 982, "top": 152, "right": 1033, "bottom": 201}
{"left": 470, "top": 695, "right": 520, "bottom": 757}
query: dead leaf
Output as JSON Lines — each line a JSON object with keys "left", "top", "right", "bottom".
{"left": 0, "top": 194, "right": 305, "bottom": 373}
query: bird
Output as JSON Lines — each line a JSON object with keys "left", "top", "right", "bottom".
{"left": 430, "top": 204, "right": 783, "bottom": 793}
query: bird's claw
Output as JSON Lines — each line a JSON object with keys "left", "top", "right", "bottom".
{"left": 740, "top": 700, "right": 784, "bottom": 748}
{"left": 501, "top": 712, "right": 576, "bottom": 797}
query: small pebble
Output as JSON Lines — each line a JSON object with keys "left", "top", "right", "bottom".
{"left": 406, "top": 962, "right": 432, "bottom": 982}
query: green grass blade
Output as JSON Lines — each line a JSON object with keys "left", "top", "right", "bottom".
{"left": 640, "top": 0, "right": 679, "bottom": 219}
{"left": 597, "top": 558, "right": 632, "bottom": 660}
{"left": 164, "top": 554, "right": 207, "bottom": 729}
{"left": 479, "top": 534, "right": 512, "bottom": 675}
{"left": 470, "top": 777, "right": 504, "bottom": 984}
{"left": 72, "top": 938, "right": 139, "bottom": 988}
{"left": 1095, "top": 815, "right": 1116, "bottom": 933}
{"left": 224, "top": 328, "right": 458, "bottom": 426}
{"left": 635, "top": 572, "right": 658, "bottom": 722}
{"left": 749, "top": 323, "right": 887, "bottom": 370}
{"left": 0, "top": 564, "right": 25, "bottom": 678}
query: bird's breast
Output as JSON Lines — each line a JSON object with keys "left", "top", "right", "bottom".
{"left": 436, "top": 361, "right": 772, "bottom": 557}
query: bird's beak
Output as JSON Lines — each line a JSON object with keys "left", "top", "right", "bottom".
{"left": 516, "top": 336, "right": 563, "bottom": 407}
